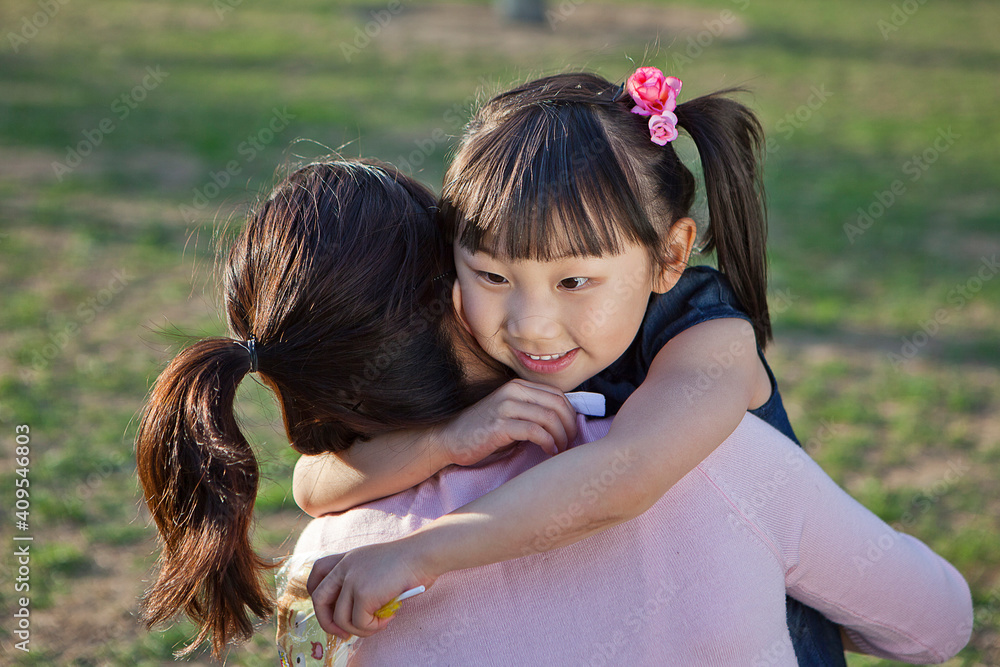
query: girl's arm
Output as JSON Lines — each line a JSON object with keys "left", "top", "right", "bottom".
{"left": 311, "top": 317, "right": 771, "bottom": 636}
{"left": 293, "top": 429, "right": 451, "bottom": 517}
{"left": 293, "top": 379, "right": 579, "bottom": 516}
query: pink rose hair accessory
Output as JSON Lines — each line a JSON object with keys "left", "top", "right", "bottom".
{"left": 648, "top": 111, "right": 679, "bottom": 145}
{"left": 625, "top": 66, "right": 682, "bottom": 146}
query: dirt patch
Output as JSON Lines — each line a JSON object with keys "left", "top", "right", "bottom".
{"left": 0, "top": 144, "right": 203, "bottom": 195}
{"left": 120, "top": 149, "right": 206, "bottom": 193}
{"left": 376, "top": 3, "right": 748, "bottom": 61}
{"left": 25, "top": 527, "right": 150, "bottom": 661}
{"left": 0, "top": 146, "right": 63, "bottom": 184}
{"left": 27, "top": 509, "right": 310, "bottom": 663}
{"left": 879, "top": 454, "right": 969, "bottom": 490}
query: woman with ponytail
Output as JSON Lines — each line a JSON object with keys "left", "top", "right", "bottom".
{"left": 135, "top": 159, "right": 492, "bottom": 658}
{"left": 298, "top": 71, "right": 962, "bottom": 664}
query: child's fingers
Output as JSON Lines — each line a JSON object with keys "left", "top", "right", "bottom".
{"left": 503, "top": 381, "right": 578, "bottom": 447}
{"left": 502, "top": 419, "right": 558, "bottom": 456}
{"left": 352, "top": 601, "right": 387, "bottom": 638}
{"left": 306, "top": 553, "right": 344, "bottom": 593}
{"left": 498, "top": 402, "right": 570, "bottom": 452}
{"left": 331, "top": 588, "right": 391, "bottom": 638}
{"left": 501, "top": 378, "right": 577, "bottom": 431}
{"left": 508, "top": 377, "right": 567, "bottom": 398}
{"left": 512, "top": 379, "right": 578, "bottom": 435}
{"left": 331, "top": 585, "right": 358, "bottom": 636}
{"left": 310, "top": 571, "right": 350, "bottom": 639}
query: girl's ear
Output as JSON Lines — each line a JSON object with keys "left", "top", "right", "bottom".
{"left": 652, "top": 217, "right": 697, "bottom": 294}
{"left": 452, "top": 278, "right": 474, "bottom": 335}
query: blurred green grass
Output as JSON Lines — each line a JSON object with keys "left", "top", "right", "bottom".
{"left": 0, "top": 0, "right": 997, "bottom": 664}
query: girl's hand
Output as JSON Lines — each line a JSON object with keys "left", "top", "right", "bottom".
{"left": 307, "top": 540, "right": 436, "bottom": 639}
{"left": 434, "top": 378, "right": 578, "bottom": 466}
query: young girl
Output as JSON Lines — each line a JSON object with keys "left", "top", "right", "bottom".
{"left": 297, "top": 69, "right": 846, "bottom": 662}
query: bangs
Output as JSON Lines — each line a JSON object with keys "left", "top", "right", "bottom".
{"left": 445, "top": 104, "right": 660, "bottom": 261}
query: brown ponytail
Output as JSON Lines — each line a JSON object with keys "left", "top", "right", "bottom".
{"left": 136, "top": 159, "right": 475, "bottom": 658}
{"left": 675, "top": 91, "right": 771, "bottom": 346}
{"left": 136, "top": 338, "right": 269, "bottom": 657}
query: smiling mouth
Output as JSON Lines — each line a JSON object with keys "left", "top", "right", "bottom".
{"left": 513, "top": 348, "right": 579, "bottom": 374}
{"left": 523, "top": 351, "right": 570, "bottom": 361}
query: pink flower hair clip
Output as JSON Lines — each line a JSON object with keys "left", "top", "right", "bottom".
{"left": 625, "top": 66, "right": 682, "bottom": 146}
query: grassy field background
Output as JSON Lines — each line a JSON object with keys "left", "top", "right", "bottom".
{"left": 0, "top": 0, "right": 997, "bottom": 664}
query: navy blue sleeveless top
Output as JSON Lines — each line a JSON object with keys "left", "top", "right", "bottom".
{"left": 576, "top": 265, "right": 797, "bottom": 443}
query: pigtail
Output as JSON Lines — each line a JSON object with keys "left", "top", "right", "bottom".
{"left": 675, "top": 92, "right": 771, "bottom": 347}
{"left": 135, "top": 337, "right": 273, "bottom": 659}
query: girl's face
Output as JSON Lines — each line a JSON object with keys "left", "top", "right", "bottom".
{"left": 453, "top": 240, "right": 682, "bottom": 392}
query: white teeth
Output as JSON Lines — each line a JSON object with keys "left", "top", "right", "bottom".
{"left": 526, "top": 351, "right": 567, "bottom": 361}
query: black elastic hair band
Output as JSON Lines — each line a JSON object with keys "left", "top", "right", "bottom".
{"left": 237, "top": 336, "right": 258, "bottom": 373}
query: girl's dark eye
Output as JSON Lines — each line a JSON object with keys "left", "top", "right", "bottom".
{"left": 559, "top": 277, "right": 589, "bottom": 290}
{"left": 480, "top": 272, "right": 507, "bottom": 285}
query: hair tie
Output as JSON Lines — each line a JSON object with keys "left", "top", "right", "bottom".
{"left": 237, "top": 336, "right": 259, "bottom": 373}
{"left": 625, "top": 66, "right": 682, "bottom": 146}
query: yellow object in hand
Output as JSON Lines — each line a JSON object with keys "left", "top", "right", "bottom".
{"left": 374, "top": 599, "right": 402, "bottom": 619}
{"left": 375, "top": 586, "right": 425, "bottom": 620}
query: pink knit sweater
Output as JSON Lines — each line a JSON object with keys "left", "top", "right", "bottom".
{"left": 293, "top": 414, "right": 972, "bottom": 665}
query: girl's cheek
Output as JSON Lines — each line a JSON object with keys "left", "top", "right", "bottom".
{"left": 451, "top": 278, "right": 476, "bottom": 335}
{"left": 462, "top": 286, "right": 492, "bottom": 320}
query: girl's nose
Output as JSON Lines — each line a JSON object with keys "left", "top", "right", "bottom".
{"left": 506, "top": 295, "right": 561, "bottom": 342}
{"left": 507, "top": 314, "right": 561, "bottom": 341}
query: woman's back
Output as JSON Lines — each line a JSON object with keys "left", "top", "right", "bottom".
{"left": 291, "top": 414, "right": 971, "bottom": 665}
